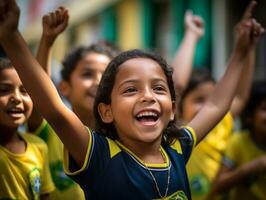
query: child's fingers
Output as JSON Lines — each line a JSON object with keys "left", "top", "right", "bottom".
{"left": 0, "top": 0, "right": 7, "bottom": 12}
{"left": 0, "top": 1, "right": 6, "bottom": 19}
{"left": 56, "top": 6, "right": 68, "bottom": 24}
{"left": 8, "top": 0, "right": 20, "bottom": 12}
{"left": 50, "top": 12, "right": 57, "bottom": 27}
{"left": 253, "top": 21, "right": 265, "bottom": 36}
{"left": 42, "top": 14, "right": 50, "bottom": 26}
{"left": 193, "top": 16, "right": 204, "bottom": 27}
{"left": 242, "top": 1, "right": 257, "bottom": 20}
{"left": 185, "top": 10, "right": 193, "bottom": 18}
{"left": 55, "top": 9, "right": 62, "bottom": 24}
{"left": 0, "top": 0, "right": 19, "bottom": 18}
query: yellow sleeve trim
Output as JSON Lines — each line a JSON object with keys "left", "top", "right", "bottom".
{"left": 33, "top": 119, "right": 47, "bottom": 136}
{"left": 170, "top": 126, "right": 197, "bottom": 153}
{"left": 185, "top": 126, "right": 197, "bottom": 148}
{"left": 63, "top": 127, "right": 92, "bottom": 175}
{"left": 170, "top": 140, "right": 182, "bottom": 154}
{"left": 107, "top": 138, "right": 121, "bottom": 158}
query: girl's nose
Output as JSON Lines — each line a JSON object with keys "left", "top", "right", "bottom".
{"left": 140, "top": 88, "right": 155, "bottom": 103}
{"left": 95, "top": 73, "right": 102, "bottom": 85}
{"left": 10, "top": 90, "right": 22, "bottom": 103}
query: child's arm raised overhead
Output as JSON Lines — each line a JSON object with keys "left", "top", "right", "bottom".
{"left": 28, "top": 6, "right": 69, "bottom": 132}
{"left": 187, "top": 1, "right": 265, "bottom": 145}
{"left": 229, "top": 22, "right": 261, "bottom": 117}
{"left": 172, "top": 10, "right": 204, "bottom": 93}
{"left": 0, "top": 0, "right": 88, "bottom": 167}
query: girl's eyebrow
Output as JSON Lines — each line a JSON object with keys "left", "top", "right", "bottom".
{"left": 117, "top": 78, "right": 168, "bottom": 89}
{"left": 117, "top": 79, "right": 139, "bottom": 89}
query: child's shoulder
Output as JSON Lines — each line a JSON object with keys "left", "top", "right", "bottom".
{"left": 21, "top": 133, "right": 48, "bottom": 150}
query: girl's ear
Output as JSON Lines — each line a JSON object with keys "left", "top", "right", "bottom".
{"left": 170, "top": 101, "right": 177, "bottom": 121}
{"left": 58, "top": 80, "right": 71, "bottom": 98}
{"left": 98, "top": 103, "right": 114, "bottom": 123}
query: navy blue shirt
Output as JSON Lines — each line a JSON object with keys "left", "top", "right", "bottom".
{"left": 64, "top": 127, "right": 196, "bottom": 200}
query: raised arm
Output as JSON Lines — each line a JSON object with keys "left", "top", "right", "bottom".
{"left": 208, "top": 155, "right": 266, "bottom": 198}
{"left": 0, "top": 0, "right": 88, "bottom": 167}
{"left": 230, "top": 18, "right": 263, "bottom": 117}
{"left": 188, "top": 1, "right": 265, "bottom": 144}
{"left": 28, "top": 6, "right": 69, "bottom": 132}
{"left": 172, "top": 10, "right": 204, "bottom": 93}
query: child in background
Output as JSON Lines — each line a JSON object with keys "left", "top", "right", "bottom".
{"left": 179, "top": 68, "right": 235, "bottom": 200}
{"left": 59, "top": 40, "right": 119, "bottom": 128}
{"left": 26, "top": 7, "right": 86, "bottom": 200}
{"left": 0, "top": 58, "right": 55, "bottom": 199}
{"left": 0, "top": 0, "right": 263, "bottom": 199}
{"left": 174, "top": 2, "right": 262, "bottom": 199}
{"left": 208, "top": 81, "right": 266, "bottom": 200}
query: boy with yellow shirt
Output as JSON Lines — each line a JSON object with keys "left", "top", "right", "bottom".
{"left": 209, "top": 81, "right": 266, "bottom": 200}
{"left": 0, "top": 58, "right": 54, "bottom": 199}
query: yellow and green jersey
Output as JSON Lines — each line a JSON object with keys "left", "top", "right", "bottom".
{"left": 0, "top": 133, "right": 55, "bottom": 199}
{"left": 34, "top": 120, "right": 85, "bottom": 200}
{"left": 222, "top": 130, "right": 266, "bottom": 200}
{"left": 186, "top": 113, "right": 234, "bottom": 200}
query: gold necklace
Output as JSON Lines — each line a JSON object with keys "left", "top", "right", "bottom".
{"left": 114, "top": 141, "right": 171, "bottom": 199}
{"left": 143, "top": 148, "right": 171, "bottom": 199}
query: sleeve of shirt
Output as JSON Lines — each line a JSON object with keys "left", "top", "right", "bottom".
{"left": 40, "top": 141, "right": 55, "bottom": 194}
{"left": 63, "top": 129, "right": 113, "bottom": 189}
{"left": 32, "top": 120, "right": 50, "bottom": 143}
{"left": 171, "top": 126, "right": 197, "bottom": 164}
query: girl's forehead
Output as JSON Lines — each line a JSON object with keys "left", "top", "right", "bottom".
{"left": 0, "top": 68, "right": 19, "bottom": 80}
{"left": 118, "top": 58, "right": 163, "bottom": 73}
{"left": 115, "top": 58, "right": 167, "bottom": 82}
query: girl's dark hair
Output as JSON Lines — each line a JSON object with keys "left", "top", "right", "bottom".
{"left": 241, "top": 80, "right": 266, "bottom": 130}
{"left": 0, "top": 57, "right": 13, "bottom": 71}
{"left": 179, "top": 68, "right": 215, "bottom": 114}
{"left": 61, "top": 41, "right": 120, "bottom": 81}
{"left": 93, "top": 49, "right": 183, "bottom": 146}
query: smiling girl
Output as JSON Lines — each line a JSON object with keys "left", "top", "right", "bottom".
{"left": 0, "top": 0, "right": 264, "bottom": 199}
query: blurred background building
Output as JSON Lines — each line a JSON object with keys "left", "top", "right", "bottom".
{"left": 11, "top": 0, "right": 266, "bottom": 81}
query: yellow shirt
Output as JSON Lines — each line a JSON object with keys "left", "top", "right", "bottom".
{"left": 34, "top": 120, "right": 85, "bottom": 200}
{"left": 224, "top": 130, "right": 266, "bottom": 200}
{"left": 0, "top": 133, "right": 55, "bottom": 199}
{"left": 186, "top": 113, "right": 234, "bottom": 200}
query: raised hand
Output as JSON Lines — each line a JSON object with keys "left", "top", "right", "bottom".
{"left": 185, "top": 10, "right": 204, "bottom": 40}
{"left": 42, "top": 6, "right": 69, "bottom": 45}
{"left": 235, "top": 1, "right": 265, "bottom": 54}
{"left": 0, "top": 0, "right": 20, "bottom": 39}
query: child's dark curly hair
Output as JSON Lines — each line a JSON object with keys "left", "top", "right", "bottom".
{"left": 61, "top": 41, "right": 120, "bottom": 81}
{"left": 0, "top": 57, "right": 13, "bottom": 71}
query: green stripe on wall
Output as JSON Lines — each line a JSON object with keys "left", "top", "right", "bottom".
{"left": 187, "top": 0, "right": 212, "bottom": 68}
{"left": 100, "top": 7, "right": 117, "bottom": 43}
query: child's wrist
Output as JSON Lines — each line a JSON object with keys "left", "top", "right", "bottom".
{"left": 0, "top": 30, "right": 20, "bottom": 45}
{"left": 184, "top": 30, "right": 200, "bottom": 41}
{"left": 41, "top": 34, "right": 56, "bottom": 46}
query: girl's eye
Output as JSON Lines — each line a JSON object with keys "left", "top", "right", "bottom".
{"left": 123, "top": 87, "right": 137, "bottom": 94}
{"left": 0, "top": 85, "right": 11, "bottom": 94}
{"left": 20, "top": 87, "right": 28, "bottom": 94}
{"left": 154, "top": 85, "right": 166, "bottom": 93}
{"left": 81, "top": 72, "right": 93, "bottom": 78}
